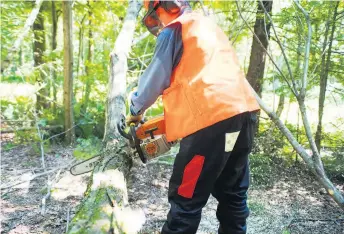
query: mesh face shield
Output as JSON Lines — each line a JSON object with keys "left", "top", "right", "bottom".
{"left": 142, "top": 1, "right": 163, "bottom": 36}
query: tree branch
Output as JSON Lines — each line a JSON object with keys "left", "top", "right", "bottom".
{"left": 258, "top": 0, "right": 298, "bottom": 94}
{"left": 235, "top": 1, "right": 297, "bottom": 97}
{"left": 293, "top": 0, "right": 312, "bottom": 95}
{"left": 253, "top": 87, "right": 344, "bottom": 208}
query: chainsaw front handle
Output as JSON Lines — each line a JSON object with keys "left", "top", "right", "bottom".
{"left": 117, "top": 115, "right": 132, "bottom": 140}
{"left": 130, "top": 124, "right": 147, "bottom": 163}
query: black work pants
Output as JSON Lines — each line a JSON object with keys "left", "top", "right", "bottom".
{"left": 161, "top": 111, "right": 257, "bottom": 234}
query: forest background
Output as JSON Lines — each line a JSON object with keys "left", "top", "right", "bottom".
{"left": 0, "top": 0, "right": 343, "bottom": 233}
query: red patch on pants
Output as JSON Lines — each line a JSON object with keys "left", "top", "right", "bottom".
{"left": 178, "top": 155, "right": 205, "bottom": 198}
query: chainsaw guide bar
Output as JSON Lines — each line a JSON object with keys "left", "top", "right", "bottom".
{"left": 70, "top": 155, "right": 101, "bottom": 176}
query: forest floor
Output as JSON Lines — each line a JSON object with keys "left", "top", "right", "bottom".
{"left": 1, "top": 144, "right": 343, "bottom": 234}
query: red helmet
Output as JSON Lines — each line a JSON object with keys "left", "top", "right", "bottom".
{"left": 142, "top": 0, "right": 190, "bottom": 36}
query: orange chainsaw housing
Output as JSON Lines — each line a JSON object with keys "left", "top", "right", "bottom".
{"left": 135, "top": 116, "right": 166, "bottom": 140}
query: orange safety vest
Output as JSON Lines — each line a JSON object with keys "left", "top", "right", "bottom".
{"left": 162, "top": 11, "right": 260, "bottom": 142}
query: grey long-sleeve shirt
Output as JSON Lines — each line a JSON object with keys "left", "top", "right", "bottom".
{"left": 130, "top": 23, "right": 183, "bottom": 116}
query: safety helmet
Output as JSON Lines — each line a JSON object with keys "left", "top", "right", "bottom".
{"left": 142, "top": 0, "right": 189, "bottom": 36}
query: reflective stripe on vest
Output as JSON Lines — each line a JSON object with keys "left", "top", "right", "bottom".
{"left": 162, "top": 12, "right": 260, "bottom": 142}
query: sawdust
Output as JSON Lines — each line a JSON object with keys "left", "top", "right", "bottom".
{"left": 1, "top": 145, "right": 343, "bottom": 234}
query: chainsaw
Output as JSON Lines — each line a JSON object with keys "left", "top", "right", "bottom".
{"left": 70, "top": 115, "right": 176, "bottom": 175}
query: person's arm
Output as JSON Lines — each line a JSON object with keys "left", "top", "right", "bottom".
{"left": 130, "top": 23, "right": 183, "bottom": 116}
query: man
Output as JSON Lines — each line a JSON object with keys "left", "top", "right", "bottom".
{"left": 127, "top": 1, "right": 260, "bottom": 233}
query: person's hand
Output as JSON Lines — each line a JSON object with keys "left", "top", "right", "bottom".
{"left": 126, "top": 114, "right": 143, "bottom": 126}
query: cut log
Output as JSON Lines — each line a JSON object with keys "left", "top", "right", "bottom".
{"left": 67, "top": 1, "right": 144, "bottom": 233}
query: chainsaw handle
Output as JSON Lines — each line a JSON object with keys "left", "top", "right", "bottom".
{"left": 130, "top": 125, "right": 147, "bottom": 164}
{"left": 117, "top": 116, "right": 132, "bottom": 140}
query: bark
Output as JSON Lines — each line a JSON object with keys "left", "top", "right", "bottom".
{"left": 103, "top": 0, "right": 142, "bottom": 142}
{"left": 315, "top": 2, "right": 339, "bottom": 151}
{"left": 51, "top": 0, "right": 58, "bottom": 114}
{"left": 67, "top": 1, "right": 143, "bottom": 233}
{"left": 62, "top": 1, "right": 75, "bottom": 145}
{"left": 246, "top": 0, "right": 273, "bottom": 96}
{"left": 33, "top": 6, "right": 49, "bottom": 111}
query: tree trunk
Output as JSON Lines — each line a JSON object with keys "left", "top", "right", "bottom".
{"left": 67, "top": 1, "right": 144, "bottom": 233}
{"left": 246, "top": 0, "right": 273, "bottom": 96}
{"left": 315, "top": 2, "right": 339, "bottom": 151}
{"left": 81, "top": 3, "right": 93, "bottom": 114}
{"left": 103, "top": 0, "right": 142, "bottom": 142}
{"left": 51, "top": 0, "right": 58, "bottom": 114}
{"left": 75, "top": 15, "right": 86, "bottom": 98}
{"left": 63, "top": 1, "right": 75, "bottom": 145}
{"left": 33, "top": 5, "right": 49, "bottom": 111}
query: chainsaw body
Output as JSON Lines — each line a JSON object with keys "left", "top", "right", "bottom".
{"left": 70, "top": 115, "right": 174, "bottom": 176}
{"left": 118, "top": 115, "right": 175, "bottom": 163}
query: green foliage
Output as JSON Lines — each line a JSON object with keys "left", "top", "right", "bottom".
{"left": 254, "top": 120, "right": 286, "bottom": 157}
{"left": 322, "top": 150, "right": 344, "bottom": 181}
{"left": 322, "top": 122, "right": 344, "bottom": 148}
{"left": 1, "top": 0, "right": 343, "bottom": 169}
{"left": 74, "top": 100, "right": 105, "bottom": 138}
{"left": 32, "top": 140, "right": 52, "bottom": 155}
{"left": 255, "top": 118, "right": 344, "bottom": 183}
{"left": 145, "top": 99, "right": 164, "bottom": 117}
{"left": 1, "top": 97, "right": 34, "bottom": 121}
{"left": 2, "top": 75, "right": 25, "bottom": 83}
{"left": 255, "top": 119, "right": 311, "bottom": 163}
{"left": 249, "top": 153, "right": 279, "bottom": 187}
{"left": 73, "top": 137, "right": 102, "bottom": 160}
{"left": 2, "top": 142, "right": 17, "bottom": 152}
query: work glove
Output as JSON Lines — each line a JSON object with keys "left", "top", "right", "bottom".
{"left": 126, "top": 114, "right": 143, "bottom": 126}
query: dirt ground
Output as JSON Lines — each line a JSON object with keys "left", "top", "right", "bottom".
{"left": 1, "top": 145, "right": 343, "bottom": 234}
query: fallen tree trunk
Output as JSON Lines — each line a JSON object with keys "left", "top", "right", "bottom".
{"left": 67, "top": 1, "right": 144, "bottom": 233}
